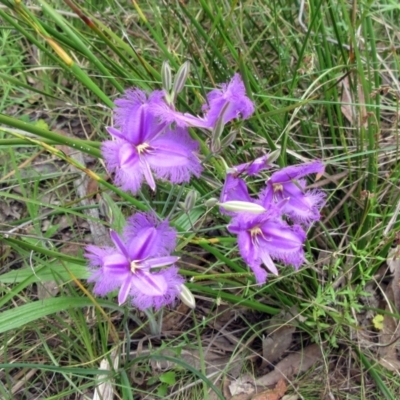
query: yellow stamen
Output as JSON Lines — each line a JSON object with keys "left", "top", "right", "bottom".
{"left": 130, "top": 261, "right": 139, "bottom": 273}
{"left": 136, "top": 142, "right": 150, "bottom": 154}
{"left": 250, "top": 226, "right": 263, "bottom": 237}
{"left": 273, "top": 183, "right": 283, "bottom": 192}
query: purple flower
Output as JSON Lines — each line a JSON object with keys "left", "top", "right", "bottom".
{"left": 235, "top": 154, "right": 273, "bottom": 176}
{"left": 220, "top": 155, "right": 273, "bottom": 215}
{"left": 202, "top": 73, "right": 254, "bottom": 128}
{"left": 149, "top": 74, "right": 254, "bottom": 129}
{"left": 260, "top": 161, "right": 325, "bottom": 227}
{"left": 85, "top": 213, "right": 184, "bottom": 310}
{"left": 228, "top": 209, "right": 306, "bottom": 284}
{"left": 148, "top": 99, "right": 210, "bottom": 129}
{"left": 220, "top": 174, "right": 252, "bottom": 207}
{"left": 101, "top": 89, "right": 202, "bottom": 194}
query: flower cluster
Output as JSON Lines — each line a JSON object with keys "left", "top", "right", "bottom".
{"left": 85, "top": 213, "right": 183, "bottom": 310}
{"left": 85, "top": 63, "right": 325, "bottom": 311}
{"left": 220, "top": 160, "right": 325, "bottom": 284}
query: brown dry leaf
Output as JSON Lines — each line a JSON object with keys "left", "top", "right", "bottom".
{"left": 37, "top": 281, "right": 60, "bottom": 300}
{"left": 255, "top": 344, "right": 322, "bottom": 387}
{"left": 377, "top": 309, "right": 400, "bottom": 372}
{"left": 340, "top": 75, "right": 368, "bottom": 127}
{"left": 162, "top": 302, "right": 190, "bottom": 331}
{"left": 376, "top": 260, "right": 400, "bottom": 372}
{"left": 387, "top": 246, "right": 400, "bottom": 312}
{"left": 379, "top": 357, "right": 400, "bottom": 372}
{"left": 251, "top": 379, "right": 287, "bottom": 400}
{"left": 262, "top": 327, "right": 295, "bottom": 366}
{"left": 229, "top": 376, "right": 256, "bottom": 397}
{"left": 262, "top": 310, "right": 297, "bottom": 366}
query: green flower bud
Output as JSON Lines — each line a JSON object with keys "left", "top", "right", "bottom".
{"left": 218, "top": 201, "right": 267, "bottom": 214}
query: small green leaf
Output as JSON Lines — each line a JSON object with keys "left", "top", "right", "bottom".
{"left": 372, "top": 314, "right": 384, "bottom": 330}
{"left": 157, "top": 383, "right": 168, "bottom": 397}
{"left": 159, "top": 371, "right": 176, "bottom": 385}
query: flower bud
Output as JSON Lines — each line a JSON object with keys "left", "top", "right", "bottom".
{"left": 219, "top": 201, "right": 267, "bottom": 214}
{"left": 205, "top": 197, "right": 219, "bottom": 208}
{"left": 221, "top": 130, "right": 237, "bottom": 149}
{"left": 178, "top": 284, "right": 196, "bottom": 309}
{"left": 184, "top": 189, "right": 199, "bottom": 211}
{"left": 173, "top": 61, "right": 190, "bottom": 97}
{"left": 161, "top": 60, "right": 172, "bottom": 92}
{"left": 211, "top": 102, "right": 229, "bottom": 143}
{"left": 211, "top": 137, "right": 222, "bottom": 154}
{"left": 267, "top": 149, "right": 280, "bottom": 164}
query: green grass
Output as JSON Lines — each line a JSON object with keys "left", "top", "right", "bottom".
{"left": 1, "top": 0, "right": 400, "bottom": 398}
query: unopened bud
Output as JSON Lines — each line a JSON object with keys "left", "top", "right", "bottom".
{"left": 178, "top": 284, "right": 196, "bottom": 309}
{"left": 219, "top": 201, "right": 267, "bottom": 214}
{"left": 205, "top": 197, "right": 219, "bottom": 208}
{"left": 211, "top": 137, "right": 222, "bottom": 153}
{"left": 268, "top": 149, "right": 280, "bottom": 164}
{"left": 221, "top": 130, "right": 237, "bottom": 149}
{"left": 173, "top": 61, "right": 190, "bottom": 97}
{"left": 184, "top": 189, "right": 199, "bottom": 211}
{"left": 211, "top": 102, "right": 229, "bottom": 143}
{"left": 161, "top": 60, "right": 172, "bottom": 92}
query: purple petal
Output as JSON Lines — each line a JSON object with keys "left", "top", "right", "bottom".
{"left": 203, "top": 74, "right": 254, "bottom": 127}
{"left": 127, "top": 225, "right": 159, "bottom": 260}
{"left": 85, "top": 245, "right": 115, "bottom": 268}
{"left": 236, "top": 155, "right": 272, "bottom": 176}
{"left": 85, "top": 246, "right": 129, "bottom": 297}
{"left": 110, "top": 230, "right": 129, "bottom": 259}
{"left": 101, "top": 139, "right": 144, "bottom": 194}
{"left": 235, "top": 230, "right": 268, "bottom": 284}
{"left": 140, "top": 159, "right": 156, "bottom": 191}
{"left": 132, "top": 271, "right": 168, "bottom": 297}
{"left": 106, "top": 126, "right": 127, "bottom": 140}
{"left": 124, "top": 213, "right": 177, "bottom": 258}
{"left": 235, "top": 230, "right": 257, "bottom": 265}
{"left": 284, "top": 189, "right": 326, "bottom": 226}
{"left": 113, "top": 89, "right": 166, "bottom": 144}
{"left": 269, "top": 161, "right": 324, "bottom": 184}
{"left": 143, "top": 256, "right": 179, "bottom": 269}
{"left": 145, "top": 127, "right": 202, "bottom": 183}
{"left": 90, "top": 274, "right": 122, "bottom": 297}
{"left": 220, "top": 175, "right": 252, "bottom": 214}
{"left": 119, "top": 143, "right": 139, "bottom": 170}
{"left": 258, "top": 221, "right": 306, "bottom": 268}
{"left": 118, "top": 277, "right": 132, "bottom": 305}
{"left": 228, "top": 208, "right": 282, "bottom": 233}
{"left": 149, "top": 101, "right": 209, "bottom": 129}
{"left": 102, "top": 253, "right": 130, "bottom": 272}
{"left": 259, "top": 252, "right": 279, "bottom": 275}
{"left": 248, "top": 262, "right": 268, "bottom": 285}
{"left": 260, "top": 163, "right": 326, "bottom": 226}
{"left": 130, "top": 267, "right": 184, "bottom": 310}
{"left": 101, "top": 139, "right": 126, "bottom": 171}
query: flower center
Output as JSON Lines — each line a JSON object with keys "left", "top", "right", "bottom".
{"left": 249, "top": 225, "right": 268, "bottom": 246}
{"left": 136, "top": 142, "right": 150, "bottom": 154}
{"left": 250, "top": 226, "right": 263, "bottom": 237}
{"left": 130, "top": 260, "right": 141, "bottom": 273}
{"left": 273, "top": 183, "right": 283, "bottom": 193}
